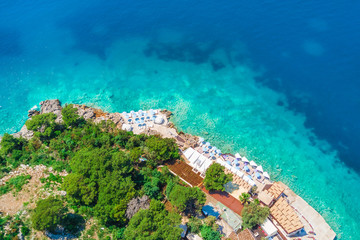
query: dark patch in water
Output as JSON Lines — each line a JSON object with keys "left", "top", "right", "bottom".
{"left": 0, "top": 28, "right": 22, "bottom": 57}
{"left": 143, "top": 40, "right": 218, "bottom": 64}
{"left": 211, "top": 59, "right": 225, "bottom": 71}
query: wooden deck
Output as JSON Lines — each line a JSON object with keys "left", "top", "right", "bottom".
{"left": 166, "top": 160, "right": 203, "bottom": 187}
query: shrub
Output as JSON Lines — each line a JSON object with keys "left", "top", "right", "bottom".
{"left": 31, "top": 196, "right": 66, "bottom": 232}
{"left": 204, "top": 163, "right": 232, "bottom": 191}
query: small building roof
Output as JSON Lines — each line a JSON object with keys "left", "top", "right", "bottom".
{"left": 217, "top": 202, "right": 242, "bottom": 232}
{"left": 267, "top": 182, "right": 285, "bottom": 199}
{"left": 235, "top": 153, "right": 241, "bottom": 159}
{"left": 263, "top": 171, "right": 270, "bottom": 179}
{"left": 186, "top": 233, "right": 202, "bottom": 240}
{"left": 258, "top": 191, "right": 274, "bottom": 206}
{"left": 270, "top": 197, "right": 304, "bottom": 235}
{"left": 179, "top": 224, "right": 187, "bottom": 238}
{"left": 261, "top": 218, "right": 278, "bottom": 237}
{"left": 237, "top": 228, "right": 256, "bottom": 240}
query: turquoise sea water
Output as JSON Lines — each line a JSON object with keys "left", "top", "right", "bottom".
{"left": 1, "top": 1, "right": 360, "bottom": 239}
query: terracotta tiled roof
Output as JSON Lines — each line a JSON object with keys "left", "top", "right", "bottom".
{"left": 236, "top": 228, "right": 256, "bottom": 240}
{"left": 258, "top": 190, "right": 274, "bottom": 206}
{"left": 270, "top": 197, "right": 304, "bottom": 235}
{"left": 267, "top": 182, "right": 285, "bottom": 199}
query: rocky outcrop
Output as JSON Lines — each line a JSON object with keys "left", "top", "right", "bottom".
{"left": 74, "top": 105, "right": 96, "bottom": 120}
{"left": 12, "top": 125, "right": 33, "bottom": 140}
{"left": 27, "top": 109, "right": 39, "bottom": 118}
{"left": 161, "top": 109, "right": 172, "bottom": 119}
{"left": 39, "top": 99, "right": 63, "bottom": 123}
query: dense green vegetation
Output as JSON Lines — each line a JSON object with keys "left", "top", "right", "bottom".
{"left": 31, "top": 196, "right": 66, "bottom": 231}
{"left": 123, "top": 200, "right": 182, "bottom": 240}
{"left": 241, "top": 201, "right": 270, "bottom": 229}
{"left": 187, "top": 215, "right": 221, "bottom": 240}
{"left": 168, "top": 184, "right": 206, "bottom": 215}
{"left": 203, "top": 163, "right": 232, "bottom": 191}
{"left": 0, "top": 104, "right": 210, "bottom": 239}
{"left": 0, "top": 174, "right": 31, "bottom": 196}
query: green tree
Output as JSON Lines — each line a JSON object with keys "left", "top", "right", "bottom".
{"left": 239, "top": 193, "right": 251, "bottom": 205}
{"left": 188, "top": 216, "right": 202, "bottom": 234}
{"left": 31, "top": 196, "right": 66, "bottom": 232}
{"left": 62, "top": 173, "right": 97, "bottom": 205}
{"left": 25, "top": 113, "right": 61, "bottom": 141}
{"left": 0, "top": 133, "right": 25, "bottom": 156}
{"left": 168, "top": 184, "right": 206, "bottom": 215}
{"left": 204, "top": 216, "right": 218, "bottom": 231}
{"left": 144, "top": 137, "right": 179, "bottom": 164}
{"left": 129, "top": 147, "right": 142, "bottom": 162}
{"left": 241, "top": 201, "right": 270, "bottom": 229}
{"left": 123, "top": 200, "right": 182, "bottom": 240}
{"left": 61, "top": 104, "right": 83, "bottom": 128}
{"left": 203, "top": 163, "right": 232, "bottom": 191}
{"left": 201, "top": 225, "right": 222, "bottom": 240}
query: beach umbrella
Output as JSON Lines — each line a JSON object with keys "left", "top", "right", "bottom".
{"left": 216, "top": 149, "right": 222, "bottom": 155}
{"left": 250, "top": 161, "right": 257, "bottom": 168}
{"left": 206, "top": 142, "right": 211, "bottom": 147}
{"left": 226, "top": 160, "right": 231, "bottom": 165}
{"left": 243, "top": 165, "right": 250, "bottom": 172}
{"left": 212, "top": 146, "right": 217, "bottom": 152}
{"left": 139, "top": 110, "right": 143, "bottom": 115}
{"left": 128, "top": 119, "right": 132, "bottom": 123}
{"left": 122, "top": 111, "right": 127, "bottom": 115}
{"left": 236, "top": 166, "right": 240, "bottom": 170}
{"left": 155, "top": 116, "right": 164, "bottom": 124}
{"left": 199, "top": 137, "right": 204, "bottom": 142}
{"left": 255, "top": 172, "right": 261, "bottom": 179}
{"left": 149, "top": 109, "right": 154, "bottom": 115}
{"left": 146, "top": 116, "right": 150, "bottom": 120}
{"left": 235, "top": 153, "right": 241, "bottom": 159}
{"left": 242, "top": 157, "right": 249, "bottom": 163}
{"left": 263, "top": 172, "right": 270, "bottom": 179}
{"left": 202, "top": 146, "right": 207, "bottom": 152}
{"left": 256, "top": 165, "right": 263, "bottom": 173}
{"left": 124, "top": 115, "right": 129, "bottom": 119}
{"left": 135, "top": 118, "right": 140, "bottom": 121}
{"left": 141, "top": 117, "right": 145, "bottom": 120}
{"left": 247, "top": 175, "right": 252, "bottom": 180}
{"left": 210, "top": 152, "right": 214, "bottom": 157}
{"left": 122, "top": 124, "right": 132, "bottom": 131}
{"left": 140, "top": 120, "right": 145, "bottom": 124}
{"left": 233, "top": 159, "right": 239, "bottom": 165}
{"left": 130, "top": 110, "right": 135, "bottom": 114}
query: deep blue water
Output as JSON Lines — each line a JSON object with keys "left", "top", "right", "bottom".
{"left": 1, "top": 0, "right": 360, "bottom": 238}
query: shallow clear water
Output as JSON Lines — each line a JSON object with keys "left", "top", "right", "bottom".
{"left": 1, "top": 1, "right": 360, "bottom": 238}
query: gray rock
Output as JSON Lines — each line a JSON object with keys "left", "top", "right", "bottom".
{"left": 40, "top": 99, "right": 63, "bottom": 123}
{"left": 28, "top": 109, "right": 40, "bottom": 118}
{"left": 12, "top": 125, "right": 33, "bottom": 140}
{"left": 75, "top": 105, "right": 95, "bottom": 120}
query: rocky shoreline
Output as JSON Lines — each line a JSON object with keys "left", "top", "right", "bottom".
{"left": 1, "top": 99, "right": 336, "bottom": 240}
